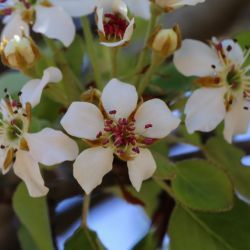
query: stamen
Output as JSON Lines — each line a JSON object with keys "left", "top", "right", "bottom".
{"left": 109, "top": 110, "right": 117, "bottom": 115}
{"left": 145, "top": 124, "right": 153, "bottom": 129}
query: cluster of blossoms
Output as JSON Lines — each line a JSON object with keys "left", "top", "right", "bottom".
{"left": 0, "top": 0, "right": 248, "bottom": 199}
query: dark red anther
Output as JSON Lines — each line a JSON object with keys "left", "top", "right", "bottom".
{"left": 145, "top": 124, "right": 153, "bottom": 129}
{"left": 3, "top": 8, "right": 12, "bottom": 15}
{"left": 109, "top": 110, "right": 117, "bottom": 115}
{"left": 143, "top": 138, "right": 156, "bottom": 145}
{"left": 132, "top": 147, "right": 140, "bottom": 154}
{"left": 96, "top": 131, "right": 102, "bottom": 139}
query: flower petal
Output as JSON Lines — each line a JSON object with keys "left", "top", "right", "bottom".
{"left": 174, "top": 39, "right": 221, "bottom": 77}
{"left": 124, "top": 0, "right": 150, "bottom": 19}
{"left": 51, "top": 0, "right": 97, "bottom": 17}
{"left": 20, "top": 67, "right": 62, "bottom": 108}
{"left": 13, "top": 150, "right": 48, "bottom": 197}
{"left": 1, "top": 13, "right": 29, "bottom": 40}
{"left": 25, "top": 128, "right": 79, "bottom": 166}
{"left": 185, "top": 87, "right": 226, "bottom": 133}
{"left": 222, "top": 39, "right": 245, "bottom": 66}
{"left": 135, "top": 99, "right": 180, "bottom": 138}
{"left": 223, "top": 96, "right": 250, "bottom": 143}
{"left": 156, "top": 0, "right": 205, "bottom": 8}
{"left": 33, "top": 5, "right": 75, "bottom": 47}
{"left": 127, "top": 148, "right": 156, "bottom": 192}
{"left": 61, "top": 102, "right": 104, "bottom": 140}
{"left": 101, "top": 79, "right": 138, "bottom": 120}
{"left": 73, "top": 146, "right": 114, "bottom": 194}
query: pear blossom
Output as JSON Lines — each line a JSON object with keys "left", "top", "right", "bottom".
{"left": 174, "top": 38, "right": 250, "bottom": 143}
{"left": 61, "top": 79, "right": 180, "bottom": 194}
{"left": 0, "top": 0, "right": 97, "bottom": 47}
{"left": 152, "top": 0, "right": 206, "bottom": 11}
{"left": 96, "top": 0, "right": 135, "bottom": 47}
{"left": 0, "top": 67, "right": 79, "bottom": 197}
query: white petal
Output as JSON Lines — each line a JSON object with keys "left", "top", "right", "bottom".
{"left": 13, "top": 150, "right": 48, "bottom": 197}
{"left": 124, "top": 0, "right": 150, "bottom": 19}
{"left": 25, "top": 128, "right": 79, "bottom": 166}
{"left": 73, "top": 147, "right": 114, "bottom": 194}
{"left": 135, "top": 99, "right": 180, "bottom": 138}
{"left": 101, "top": 79, "right": 138, "bottom": 119}
{"left": 61, "top": 102, "right": 104, "bottom": 140}
{"left": 222, "top": 39, "right": 245, "bottom": 66}
{"left": 127, "top": 148, "right": 156, "bottom": 192}
{"left": 1, "top": 13, "right": 29, "bottom": 40}
{"left": 20, "top": 67, "right": 62, "bottom": 108}
{"left": 174, "top": 39, "right": 222, "bottom": 77}
{"left": 224, "top": 96, "right": 250, "bottom": 143}
{"left": 185, "top": 87, "right": 227, "bottom": 133}
{"left": 101, "top": 18, "right": 134, "bottom": 47}
{"left": 156, "top": 0, "right": 205, "bottom": 8}
{"left": 51, "top": 0, "right": 97, "bottom": 17}
{"left": 33, "top": 5, "right": 75, "bottom": 47}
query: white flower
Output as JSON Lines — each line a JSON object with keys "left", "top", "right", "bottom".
{"left": 174, "top": 38, "right": 250, "bottom": 143}
{"left": 1, "top": 0, "right": 95, "bottom": 47}
{"left": 96, "top": 0, "right": 135, "bottom": 47}
{"left": 0, "top": 67, "right": 79, "bottom": 197}
{"left": 153, "top": 0, "right": 205, "bottom": 10}
{"left": 61, "top": 79, "right": 180, "bottom": 194}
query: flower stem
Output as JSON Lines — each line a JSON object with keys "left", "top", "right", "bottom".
{"left": 81, "top": 17, "right": 103, "bottom": 90}
{"left": 137, "top": 61, "right": 159, "bottom": 96}
{"left": 110, "top": 47, "right": 119, "bottom": 78}
{"left": 82, "top": 194, "right": 90, "bottom": 228}
{"left": 133, "top": 6, "right": 159, "bottom": 86}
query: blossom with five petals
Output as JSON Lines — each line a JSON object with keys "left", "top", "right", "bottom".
{"left": 0, "top": 0, "right": 97, "bottom": 47}
{"left": 174, "top": 38, "right": 250, "bottom": 142}
{"left": 0, "top": 67, "right": 79, "bottom": 197}
{"left": 61, "top": 79, "right": 180, "bottom": 194}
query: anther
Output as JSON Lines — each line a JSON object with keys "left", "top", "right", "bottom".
{"left": 18, "top": 91, "right": 22, "bottom": 96}
{"left": 96, "top": 131, "right": 102, "bottom": 139}
{"left": 211, "top": 64, "right": 216, "bottom": 69}
{"left": 226, "top": 45, "right": 232, "bottom": 52}
{"left": 244, "top": 107, "right": 249, "bottom": 110}
{"left": 109, "top": 110, "right": 117, "bottom": 115}
{"left": 0, "top": 145, "right": 5, "bottom": 149}
{"left": 145, "top": 124, "right": 153, "bottom": 129}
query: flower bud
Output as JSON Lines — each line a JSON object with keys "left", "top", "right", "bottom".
{"left": 0, "top": 34, "right": 40, "bottom": 71}
{"left": 148, "top": 25, "right": 181, "bottom": 60}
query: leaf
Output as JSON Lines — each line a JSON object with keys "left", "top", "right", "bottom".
{"left": 0, "top": 71, "right": 28, "bottom": 97}
{"left": 205, "top": 137, "right": 250, "bottom": 200}
{"left": 132, "top": 232, "right": 158, "bottom": 250}
{"left": 152, "top": 151, "right": 176, "bottom": 180}
{"left": 169, "top": 198, "right": 250, "bottom": 250}
{"left": 18, "top": 225, "right": 38, "bottom": 250}
{"left": 172, "top": 159, "right": 234, "bottom": 211}
{"left": 13, "top": 183, "right": 54, "bottom": 250}
{"left": 65, "top": 227, "right": 104, "bottom": 250}
{"left": 65, "top": 35, "right": 84, "bottom": 77}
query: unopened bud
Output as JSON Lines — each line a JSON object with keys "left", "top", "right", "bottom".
{"left": 0, "top": 34, "right": 40, "bottom": 71}
{"left": 148, "top": 25, "right": 181, "bottom": 60}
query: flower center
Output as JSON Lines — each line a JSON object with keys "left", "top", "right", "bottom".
{"left": 103, "top": 13, "right": 129, "bottom": 40}
{"left": 96, "top": 110, "right": 155, "bottom": 160}
{"left": 226, "top": 67, "right": 242, "bottom": 90}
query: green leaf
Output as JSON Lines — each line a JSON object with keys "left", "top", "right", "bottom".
{"left": 0, "top": 71, "right": 28, "bottom": 97}
{"left": 18, "top": 225, "right": 38, "bottom": 250}
{"left": 152, "top": 151, "right": 176, "bottom": 180}
{"left": 65, "top": 35, "right": 84, "bottom": 77}
{"left": 172, "top": 159, "right": 234, "bottom": 211}
{"left": 133, "top": 232, "right": 158, "bottom": 250}
{"left": 169, "top": 198, "right": 250, "bottom": 250}
{"left": 65, "top": 227, "right": 104, "bottom": 250}
{"left": 13, "top": 183, "right": 54, "bottom": 250}
{"left": 205, "top": 137, "right": 250, "bottom": 199}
